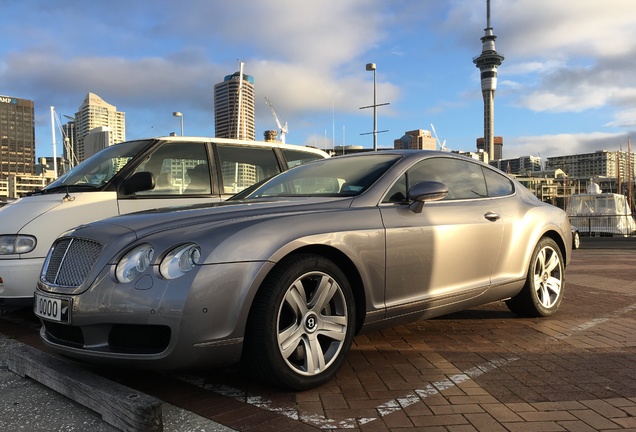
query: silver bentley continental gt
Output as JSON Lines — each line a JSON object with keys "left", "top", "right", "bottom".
{"left": 35, "top": 151, "right": 572, "bottom": 390}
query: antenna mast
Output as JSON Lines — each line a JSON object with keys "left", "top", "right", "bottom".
{"left": 236, "top": 61, "right": 244, "bottom": 139}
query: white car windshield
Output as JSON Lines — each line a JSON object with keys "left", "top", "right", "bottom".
{"left": 45, "top": 140, "right": 151, "bottom": 190}
{"left": 237, "top": 154, "right": 401, "bottom": 199}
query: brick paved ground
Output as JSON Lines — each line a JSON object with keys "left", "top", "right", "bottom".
{"left": 1, "top": 244, "right": 635, "bottom": 431}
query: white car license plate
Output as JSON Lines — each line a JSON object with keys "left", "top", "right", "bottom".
{"left": 34, "top": 293, "right": 71, "bottom": 323}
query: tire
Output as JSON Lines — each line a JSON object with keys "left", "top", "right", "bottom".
{"left": 506, "top": 237, "right": 564, "bottom": 317}
{"left": 245, "top": 254, "right": 355, "bottom": 390}
{"left": 572, "top": 231, "right": 580, "bottom": 249}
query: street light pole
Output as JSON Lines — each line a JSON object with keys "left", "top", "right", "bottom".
{"left": 360, "top": 63, "right": 389, "bottom": 151}
{"left": 173, "top": 111, "right": 184, "bottom": 136}
{"left": 367, "top": 63, "right": 378, "bottom": 151}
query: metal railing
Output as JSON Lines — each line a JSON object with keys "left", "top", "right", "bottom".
{"left": 569, "top": 215, "right": 636, "bottom": 238}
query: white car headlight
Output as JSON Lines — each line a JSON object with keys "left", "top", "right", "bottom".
{"left": 0, "top": 235, "right": 37, "bottom": 254}
{"left": 115, "top": 244, "right": 154, "bottom": 283}
{"left": 159, "top": 243, "right": 201, "bottom": 280}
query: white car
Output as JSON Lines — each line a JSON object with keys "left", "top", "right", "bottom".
{"left": 0, "top": 136, "right": 328, "bottom": 306}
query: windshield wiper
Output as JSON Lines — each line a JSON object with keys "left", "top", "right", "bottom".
{"left": 27, "top": 184, "right": 99, "bottom": 196}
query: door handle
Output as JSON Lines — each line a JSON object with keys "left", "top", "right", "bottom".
{"left": 484, "top": 211, "right": 501, "bottom": 221}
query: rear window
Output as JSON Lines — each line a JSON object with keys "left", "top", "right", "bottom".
{"left": 282, "top": 148, "right": 325, "bottom": 168}
{"left": 483, "top": 167, "right": 514, "bottom": 197}
{"left": 216, "top": 145, "right": 282, "bottom": 195}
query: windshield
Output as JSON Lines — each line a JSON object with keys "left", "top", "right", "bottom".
{"left": 234, "top": 154, "right": 401, "bottom": 199}
{"left": 45, "top": 140, "right": 151, "bottom": 189}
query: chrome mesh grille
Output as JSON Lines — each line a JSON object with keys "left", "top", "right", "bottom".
{"left": 44, "top": 238, "right": 103, "bottom": 287}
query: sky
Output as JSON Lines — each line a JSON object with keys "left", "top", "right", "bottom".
{"left": 2, "top": 0, "right": 636, "bottom": 163}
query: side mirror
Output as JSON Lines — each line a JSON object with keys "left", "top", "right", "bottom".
{"left": 408, "top": 181, "right": 448, "bottom": 213}
{"left": 120, "top": 172, "right": 155, "bottom": 195}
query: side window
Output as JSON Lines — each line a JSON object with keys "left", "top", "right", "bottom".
{"left": 483, "top": 167, "right": 514, "bottom": 197}
{"left": 134, "top": 142, "right": 210, "bottom": 195}
{"left": 282, "top": 149, "right": 324, "bottom": 168}
{"left": 382, "top": 157, "right": 488, "bottom": 203}
{"left": 383, "top": 174, "right": 407, "bottom": 203}
{"left": 217, "top": 145, "right": 282, "bottom": 195}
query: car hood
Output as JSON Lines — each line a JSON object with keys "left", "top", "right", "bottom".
{"left": 0, "top": 194, "right": 66, "bottom": 233}
{"left": 71, "top": 197, "right": 355, "bottom": 240}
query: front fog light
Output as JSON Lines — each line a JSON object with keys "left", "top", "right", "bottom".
{"left": 115, "top": 244, "right": 154, "bottom": 283}
{"left": 160, "top": 243, "right": 201, "bottom": 280}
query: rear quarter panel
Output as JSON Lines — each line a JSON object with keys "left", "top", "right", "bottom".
{"left": 490, "top": 192, "right": 571, "bottom": 289}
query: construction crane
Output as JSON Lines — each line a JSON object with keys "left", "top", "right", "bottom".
{"left": 264, "top": 97, "right": 288, "bottom": 144}
{"left": 430, "top": 123, "right": 447, "bottom": 152}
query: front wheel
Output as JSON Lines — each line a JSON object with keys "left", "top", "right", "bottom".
{"left": 245, "top": 254, "right": 355, "bottom": 390}
{"left": 506, "top": 237, "right": 565, "bottom": 317}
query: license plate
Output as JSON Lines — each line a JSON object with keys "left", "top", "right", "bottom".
{"left": 34, "top": 293, "right": 71, "bottom": 323}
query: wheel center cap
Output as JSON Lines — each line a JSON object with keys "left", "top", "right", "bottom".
{"left": 304, "top": 312, "right": 318, "bottom": 333}
{"left": 542, "top": 272, "right": 549, "bottom": 282}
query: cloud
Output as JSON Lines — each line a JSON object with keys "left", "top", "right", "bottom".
{"left": 445, "top": 0, "right": 636, "bottom": 129}
{"left": 2, "top": 0, "right": 397, "bottom": 128}
{"left": 491, "top": 0, "right": 636, "bottom": 58}
{"left": 605, "top": 108, "right": 636, "bottom": 128}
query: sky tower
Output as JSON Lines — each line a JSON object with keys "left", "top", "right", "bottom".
{"left": 473, "top": 0, "right": 504, "bottom": 161}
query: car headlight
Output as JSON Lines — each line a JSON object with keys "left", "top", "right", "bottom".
{"left": 115, "top": 244, "right": 154, "bottom": 283}
{"left": 0, "top": 235, "right": 37, "bottom": 254}
{"left": 159, "top": 243, "right": 201, "bottom": 280}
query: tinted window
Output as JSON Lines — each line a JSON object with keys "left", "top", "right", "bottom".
{"left": 217, "top": 145, "right": 282, "bottom": 195}
{"left": 282, "top": 148, "right": 324, "bottom": 168}
{"left": 134, "top": 142, "right": 210, "bottom": 195}
{"left": 483, "top": 167, "right": 514, "bottom": 197}
{"left": 240, "top": 154, "right": 400, "bottom": 198}
{"left": 383, "top": 157, "right": 488, "bottom": 202}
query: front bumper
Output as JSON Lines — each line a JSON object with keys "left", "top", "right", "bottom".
{"left": 0, "top": 257, "right": 44, "bottom": 301}
{"left": 36, "top": 259, "right": 273, "bottom": 369}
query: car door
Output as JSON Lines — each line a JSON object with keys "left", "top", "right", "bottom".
{"left": 117, "top": 140, "right": 215, "bottom": 214}
{"left": 379, "top": 157, "right": 504, "bottom": 317}
{"left": 215, "top": 144, "right": 284, "bottom": 198}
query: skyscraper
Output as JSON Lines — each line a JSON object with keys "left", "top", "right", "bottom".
{"left": 0, "top": 95, "right": 35, "bottom": 178}
{"left": 473, "top": 0, "right": 504, "bottom": 161}
{"left": 73, "top": 93, "right": 125, "bottom": 162}
{"left": 214, "top": 65, "right": 256, "bottom": 141}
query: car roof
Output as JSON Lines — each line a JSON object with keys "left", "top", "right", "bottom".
{"left": 132, "top": 136, "right": 330, "bottom": 157}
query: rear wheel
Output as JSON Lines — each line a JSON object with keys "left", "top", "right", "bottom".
{"left": 245, "top": 254, "right": 355, "bottom": 390}
{"left": 572, "top": 230, "right": 580, "bottom": 249}
{"left": 506, "top": 237, "right": 564, "bottom": 317}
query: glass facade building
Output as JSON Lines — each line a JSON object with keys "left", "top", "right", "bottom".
{"left": 214, "top": 72, "right": 256, "bottom": 141}
{"left": 0, "top": 95, "right": 35, "bottom": 179}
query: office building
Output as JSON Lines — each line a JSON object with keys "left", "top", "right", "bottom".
{"left": 0, "top": 95, "right": 35, "bottom": 179}
{"left": 394, "top": 130, "right": 437, "bottom": 150}
{"left": 83, "top": 126, "right": 113, "bottom": 160}
{"left": 214, "top": 69, "right": 256, "bottom": 141}
{"left": 73, "top": 93, "right": 125, "bottom": 163}
{"left": 546, "top": 150, "right": 636, "bottom": 180}
{"left": 453, "top": 150, "right": 489, "bottom": 164}
{"left": 490, "top": 156, "right": 542, "bottom": 175}
{"left": 61, "top": 119, "right": 78, "bottom": 167}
